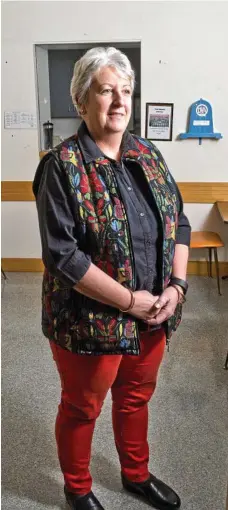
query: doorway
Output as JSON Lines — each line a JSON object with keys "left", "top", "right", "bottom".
{"left": 35, "top": 41, "right": 141, "bottom": 150}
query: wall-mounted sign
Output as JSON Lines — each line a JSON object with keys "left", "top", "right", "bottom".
{"left": 179, "top": 98, "right": 222, "bottom": 144}
{"left": 145, "top": 103, "right": 174, "bottom": 141}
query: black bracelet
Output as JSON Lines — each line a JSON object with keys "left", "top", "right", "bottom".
{"left": 170, "top": 277, "right": 188, "bottom": 295}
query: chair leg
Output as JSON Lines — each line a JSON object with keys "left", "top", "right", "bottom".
{"left": 224, "top": 351, "right": 228, "bottom": 370}
{"left": 208, "top": 248, "right": 212, "bottom": 277}
{"left": 213, "top": 248, "right": 221, "bottom": 295}
{"left": 1, "top": 267, "right": 7, "bottom": 280}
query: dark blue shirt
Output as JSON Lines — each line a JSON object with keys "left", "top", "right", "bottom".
{"left": 110, "top": 159, "right": 162, "bottom": 294}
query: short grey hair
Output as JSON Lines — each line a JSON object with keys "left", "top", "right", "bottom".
{"left": 70, "top": 46, "right": 135, "bottom": 112}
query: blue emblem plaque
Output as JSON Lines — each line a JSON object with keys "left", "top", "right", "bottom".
{"left": 179, "top": 98, "right": 222, "bottom": 144}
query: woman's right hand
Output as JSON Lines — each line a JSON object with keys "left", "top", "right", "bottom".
{"left": 129, "top": 290, "right": 161, "bottom": 321}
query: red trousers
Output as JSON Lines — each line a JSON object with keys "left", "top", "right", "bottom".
{"left": 50, "top": 328, "right": 166, "bottom": 495}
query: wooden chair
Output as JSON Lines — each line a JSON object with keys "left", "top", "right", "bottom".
{"left": 190, "top": 231, "right": 224, "bottom": 295}
{"left": 1, "top": 267, "right": 7, "bottom": 280}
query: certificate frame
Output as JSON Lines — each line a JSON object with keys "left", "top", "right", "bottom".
{"left": 145, "top": 102, "right": 174, "bottom": 141}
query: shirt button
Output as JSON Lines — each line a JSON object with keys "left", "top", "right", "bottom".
{"left": 140, "top": 212, "right": 145, "bottom": 217}
{"left": 127, "top": 186, "right": 132, "bottom": 191}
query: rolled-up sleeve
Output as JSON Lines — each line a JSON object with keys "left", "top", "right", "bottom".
{"left": 34, "top": 154, "right": 91, "bottom": 287}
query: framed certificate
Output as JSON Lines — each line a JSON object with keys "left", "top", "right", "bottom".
{"left": 145, "top": 103, "right": 174, "bottom": 141}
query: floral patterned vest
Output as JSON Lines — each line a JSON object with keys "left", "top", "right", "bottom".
{"left": 41, "top": 135, "right": 182, "bottom": 355}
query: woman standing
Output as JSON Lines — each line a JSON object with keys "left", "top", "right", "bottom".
{"left": 33, "top": 47, "right": 191, "bottom": 510}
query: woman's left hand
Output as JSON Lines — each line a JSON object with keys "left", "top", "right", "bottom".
{"left": 146, "top": 286, "right": 179, "bottom": 326}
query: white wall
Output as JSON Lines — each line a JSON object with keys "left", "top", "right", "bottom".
{"left": 2, "top": 1, "right": 228, "bottom": 261}
{"left": 35, "top": 45, "right": 51, "bottom": 149}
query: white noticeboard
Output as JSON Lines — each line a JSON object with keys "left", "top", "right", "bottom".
{"left": 4, "top": 111, "right": 37, "bottom": 129}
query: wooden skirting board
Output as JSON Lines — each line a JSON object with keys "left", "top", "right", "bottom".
{"left": 1, "top": 181, "right": 35, "bottom": 201}
{"left": 1, "top": 181, "right": 228, "bottom": 203}
{"left": 1, "top": 258, "right": 228, "bottom": 276}
{"left": 1, "top": 258, "right": 44, "bottom": 272}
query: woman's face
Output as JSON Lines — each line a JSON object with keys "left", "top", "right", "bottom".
{"left": 83, "top": 66, "right": 133, "bottom": 137}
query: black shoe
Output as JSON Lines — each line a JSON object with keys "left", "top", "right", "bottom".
{"left": 121, "top": 473, "right": 181, "bottom": 510}
{"left": 64, "top": 487, "right": 105, "bottom": 510}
